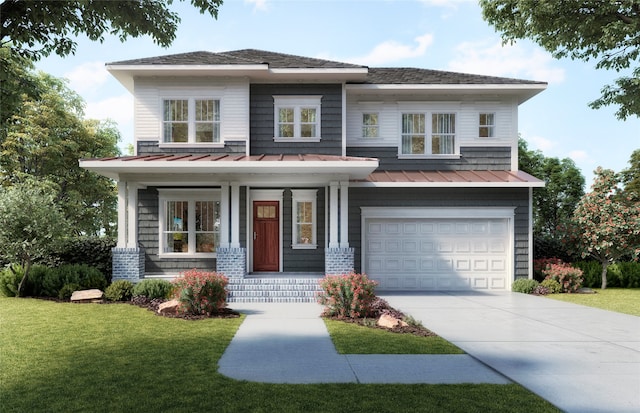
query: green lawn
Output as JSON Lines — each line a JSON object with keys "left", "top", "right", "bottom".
{"left": 324, "top": 319, "right": 464, "bottom": 354}
{"left": 0, "top": 297, "right": 560, "bottom": 413}
{"left": 544, "top": 288, "right": 640, "bottom": 316}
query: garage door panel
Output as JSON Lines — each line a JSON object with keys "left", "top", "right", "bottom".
{"left": 365, "top": 217, "right": 510, "bottom": 291}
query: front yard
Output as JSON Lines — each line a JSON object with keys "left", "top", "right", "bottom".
{"left": 544, "top": 288, "right": 640, "bottom": 316}
{"left": 0, "top": 297, "right": 559, "bottom": 413}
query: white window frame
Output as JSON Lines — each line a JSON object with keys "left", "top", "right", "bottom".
{"left": 161, "top": 97, "right": 221, "bottom": 145}
{"left": 291, "top": 189, "right": 317, "bottom": 249}
{"left": 398, "top": 111, "right": 459, "bottom": 159}
{"left": 479, "top": 112, "right": 496, "bottom": 138}
{"left": 273, "top": 96, "right": 322, "bottom": 142}
{"left": 361, "top": 112, "right": 380, "bottom": 138}
{"left": 158, "top": 190, "right": 221, "bottom": 258}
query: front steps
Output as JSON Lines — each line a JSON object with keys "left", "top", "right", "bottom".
{"left": 227, "top": 275, "right": 323, "bottom": 303}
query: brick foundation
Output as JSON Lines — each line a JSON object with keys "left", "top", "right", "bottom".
{"left": 324, "top": 247, "right": 355, "bottom": 275}
{"left": 216, "top": 247, "right": 247, "bottom": 278}
{"left": 112, "top": 247, "right": 145, "bottom": 282}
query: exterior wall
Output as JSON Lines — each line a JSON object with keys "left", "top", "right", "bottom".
{"left": 137, "top": 140, "right": 246, "bottom": 155}
{"left": 249, "top": 84, "right": 342, "bottom": 155}
{"left": 346, "top": 95, "right": 518, "bottom": 150}
{"left": 138, "top": 187, "right": 216, "bottom": 275}
{"left": 133, "top": 77, "right": 249, "bottom": 143}
{"left": 112, "top": 247, "right": 145, "bottom": 282}
{"left": 348, "top": 187, "right": 530, "bottom": 279}
{"left": 347, "top": 146, "right": 511, "bottom": 171}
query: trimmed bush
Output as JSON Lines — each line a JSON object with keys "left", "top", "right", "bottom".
{"left": 133, "top": 279, "right": 174, "bottom": 300}
{"left": 540, "top": 278, "right": 562, "bottom": 294}
{"left": 105, "top": 280, "right": 134, "bottom": 301}
{"left": 38, "top": 236, "right": 115, "bottom": 283}
{"left": 533, "top": 257, "right": 566, "bottom": 282}
{"left": 0, "top": 264, "right": 23, "bottom": 297}
{"left": 172, "top": 269, "right": 229, "bottom": 315}
{"left": 572, "top": 261, "right": 640, "bottom": 288}
{"left": 572, "top": 261, "right": 603, "bottom": 288}
{"left": 41, "top": 264, "right": 107, "bottom": 298}
{"left": 511, "top": 278, "right": 539, "bottom": 294}
{"left": 543, "top": 263, "right": 583, "bottom": 293}
{"left": 317, "top": 272, "right": 378, "bottom": 318}
{"left": 58, "top": 283, "right": 81, "bottom": 300}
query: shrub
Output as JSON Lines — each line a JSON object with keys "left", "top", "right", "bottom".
{"left": 317, "top": 272, "right": 378, "bottom": 318}
{"left": 133, "top": 279, "right": 174, "bottom": 300}
{"left": 533, "top": 258, "right": 566, "bottom": 282}
{"left": 543, "top": 263, "right": 583, "bottom": 293}
{"left": 511, "top": 278, "right": 539, "bottom": 294}
{"left": 58, "top": 283, "right": 80, "bottom": 300}
{"left": 105, "top": 280, "right": 134, "bottom": 302}
{"left": 532, "top": 285, "right": 550, "bottom": 295}
{"left": 0, "top": 264, "right": 23, "bottom": 297}
{"left": 572, "top": 261, "right": 603, "bottom": 288}
{"left": 38, "top": 236, "right": 115, "bottom": 283}
{"left": 540, "top": 278, "right": 562, "bottom": 294}
{"left": 172, "top": 269, "right": 229, "bottom": 316}
{"left": 41, "top": 264, "right": 107, "bottom": 298}
{"left": 611, "top": 262, "right": 640, "bottom": 288}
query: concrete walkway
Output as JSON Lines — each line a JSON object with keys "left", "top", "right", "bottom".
{"left": 218, "top": 292, "right": 640, "bottom": 413}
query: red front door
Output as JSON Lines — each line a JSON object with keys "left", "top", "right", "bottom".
{"left": 253, "top": 201, "right": 279, "bottom": 272}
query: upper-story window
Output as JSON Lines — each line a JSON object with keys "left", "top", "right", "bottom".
{"left": 273, "top": 96, "right": 322, "bottom": 142}
{"left": 400, "top": 112, "right": 456, "bottom": 156}
{"left": 479, "top": 113, "right": 495, "bottom": 138}
{"left": 362, "top": 113, "right": 379, "bottom": 138}
{"left": 163, "top": 98, "right": 220, "bottom": 143}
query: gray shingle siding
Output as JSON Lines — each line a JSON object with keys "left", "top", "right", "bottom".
{"left": 348, "top": 187, "right": 530, "bottom": 278}
{"left": 137, "top": 140, "right": 246, "bottom": 155}
{"left": 250, "top": 84, "right": 342, "bottom": 155}
{"left": 346, "top": 146, "right": 511, "bottom": 171}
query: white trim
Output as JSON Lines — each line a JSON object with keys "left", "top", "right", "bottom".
{"left": 219, "top": 184, "right": 230, "bottom": 248}
{"left": 350, "top": 181, "right": 545, "bottom": 188}
{"left": 161, "top": 97, "right": 222, "bottom": 144}
{"left": 329, "top": 183, "right": 339, "bottom": 248}
{"left": 273, "top": 137, "right": 321, "bottom": 143}
{"left": 399, "top": 111, "right": 460, "bottom": 156}
{"left": 249, "top": 189, "right": 284, "bottom": 272}
{"left": 117, "top": 181, "right": 127, "bottom": 248}
{"left": 339, "top": 181, "right": 349, "bottom": 248}
{"left": 342, "top": 84, "right": 347, "bottom": 157}
{"left": 230, "top": 183, "right": 241, "bottom": 248}
{"left": 273, "top": 95, "right": 322, "bottom": 140}
{"left": 528, "top": 187, "right": 534, "bottom": 280}
{"left": 126, "top": 184, "right": 138, "bottom": 248}
{"left": 291, "top": 189, "right": 318, "bottom": 249}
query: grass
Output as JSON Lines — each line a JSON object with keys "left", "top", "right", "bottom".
{"left": 0, "top": 297, "right": 560, "bottom": 413}
{"left": 324, "top": 319, "right": 464, "bottom": 354}
{"left": 544, "top": 288, "right": 640, "bottom": 316}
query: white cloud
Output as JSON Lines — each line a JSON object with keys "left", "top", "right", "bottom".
{"left": 347, "top": 33, "right": 434, "bottom": 66}
{"left": 63, "top": 61, "right": 110, "bottom": 95}
{"left": 448, "top": 40, "right": 565, "bottom": 83}
{"left": 568, "top": 150, "right": 590, "bottom": 162}
{"left": 528, "top": 135, "right": 557, "bottom": 152}
{"left": 245, "top": 0, "right": 268, "bottom": 12}
{"left": 85, "top": 94, "right": 134, "bottom": 139}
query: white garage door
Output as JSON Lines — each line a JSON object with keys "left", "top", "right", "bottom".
{"left": 364, "top": 215, "right": 512, "bottom": 291}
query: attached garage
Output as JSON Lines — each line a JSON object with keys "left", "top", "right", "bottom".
{"left": 361, "top": 207, "right": 515, "bottom": 291}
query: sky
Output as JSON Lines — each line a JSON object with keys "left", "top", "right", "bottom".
{"left": 34, "top": 0, "right": 639, "bottom": 187}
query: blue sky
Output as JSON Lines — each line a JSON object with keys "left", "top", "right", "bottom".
{"left": 34, "top": 0, "right": 639, "bottom": 186}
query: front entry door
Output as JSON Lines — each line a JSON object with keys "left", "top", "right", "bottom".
{"left": 253, "top": 201, "right": 279, "bottom": 272}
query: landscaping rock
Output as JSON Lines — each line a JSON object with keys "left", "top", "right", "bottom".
{"left": 70, "top": 289, "right": 104, "bottom": 303}
{"left": 158, "top": 299, "right": 181, "bottom": 315}
{"left": 377, "top": 313, "right": 408, "bottom": 329}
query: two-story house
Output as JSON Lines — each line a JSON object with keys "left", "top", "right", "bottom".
{"left": 80, "top": 49, "right": 545, "bottom": 299}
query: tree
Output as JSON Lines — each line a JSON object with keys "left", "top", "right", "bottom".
{"left": 620, "top": 149, "right": 640, "bottom": 197}
{"left": 0, "top": 179, "right": 70, "bottom": 296}
{"left": 1, "top": 71, "right": 121, "bottom": 236}
{"left": 0, "top": 0, "right": 222, "bottom": 61}
{"left": 565, "top": 167, "right": 640, "bottom": 289}
{"left": 518, "top": 138, "right": 585, "bottom": 257}
{"left": 480, "top": 1, "right": 640, "bottom": 119}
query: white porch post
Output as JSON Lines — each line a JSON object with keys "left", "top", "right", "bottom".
{"left": 116, "top": 181, "right": 127, "bottom": 248}
{"left": 329, "top": 182, "right": 339, "bottom": 248}
{"left": 230, "top": 183, "right": 241, "bottom": 248}
{"left": 339, "top": 181, "right": 349, "bottom": 248}
{"left": 219, "top": 183, "right": 230, "bottom": 248}
{"left": 126, "top": 183, "right": 138, "bottom": 248}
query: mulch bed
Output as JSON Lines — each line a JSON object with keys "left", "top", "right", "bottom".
{"left": 130, "top": 296, "right": 241, "bottom": 320}
{"left": 326, "top": 314, "right": 438, "bottom": 337}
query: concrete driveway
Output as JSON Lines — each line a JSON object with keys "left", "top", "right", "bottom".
{"left": 381, "top": 291, "right": 640, "bottom": 413}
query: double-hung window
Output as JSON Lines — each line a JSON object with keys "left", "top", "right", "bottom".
{"left": 400, "top": 112, "right": 456, "bottom": 156}
{"left": 362, "top": 113, "right": 379, "bottom": 138}
{"left": 273, "top": 96, "right": 322, "bottom": 141}
{"left": 163, "top": 98, "right": 220, "bottom": 144}
{"left": 479, "top": 113, "right": 495, "bottom": 138}
{"left": 291, "top": 190, "right": 317, "bottom": 249}
{"left": 159, "top": 190, "right": 220, "bottom": 256}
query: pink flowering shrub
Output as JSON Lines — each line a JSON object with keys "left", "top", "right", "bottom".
{"left": 533, "top": 258, "right": 566, "bottom": 281}
{"left": 542, "top": 263, "right": 584, "bottom": 293}
{"left": 317, "top": 272, "right": 378, "bottom": 318}
{"left": 172, "top": 269, "right": 228, "bottom": 315}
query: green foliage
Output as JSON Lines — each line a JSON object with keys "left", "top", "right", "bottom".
{"left": 317, "top": 273, "right": 378, "bottom": 318}
{"left": 620, "top": 149, "right": 640, "bottom": 199}
{"left": 564, "top": 168, "right": 640, "bottom": 288}
{"left": 572, "top": 261, "right": 604, "bottom": 288}
{"left": 480, "top": 0, "right": 640, "bottom": 119}
{"left": 41, "top": 236, "right": 115, "bottom": 282}
{"left": 41, "top": 264, "right": 107, "bottom": 298}
{"left": 105, "top": 280, "right": 135, "bottom": 302}
{"left": 540, "top": 278, "right": 562, "bottom": 294}
{"left": 542, "top": 264, "right": 584, "bottom": 293}
{"left": 511, "top": 278, "right": 539, "bottom": 294}
{"left": 0, "top": 264, "right": 23, "bottom": 297}
{"left": 58, "top": 283, "right": 81, "bottom": 300}
{"left": 133, "top": 279, "right": 174, "bottom": 300}
{"left": 172, "top": 270, "right": 229, "bottom": 315}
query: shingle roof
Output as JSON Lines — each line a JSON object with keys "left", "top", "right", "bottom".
{"left": 108, "top": 49, "right": 366, "bottom": 69}
{"left": 361, "top": 68, "right": 546, "bottom": 85}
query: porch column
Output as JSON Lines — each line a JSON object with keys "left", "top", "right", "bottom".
{"left": 329, "top": 182, "right": 339, "bottom": 248}
{"left": 126, "top": 183, "right": 138, "bottom": 248}
{"left": 339, "top": 181, "right": 349, "bottom": 248}
{"left": 116, "top": 181, "right": 127, "bottom": 248}
{"left": 230, "top": 183, "right": 241, "bottom": 248}
{"left": 219, "top": 183, "right": 230, "bottom": 248}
